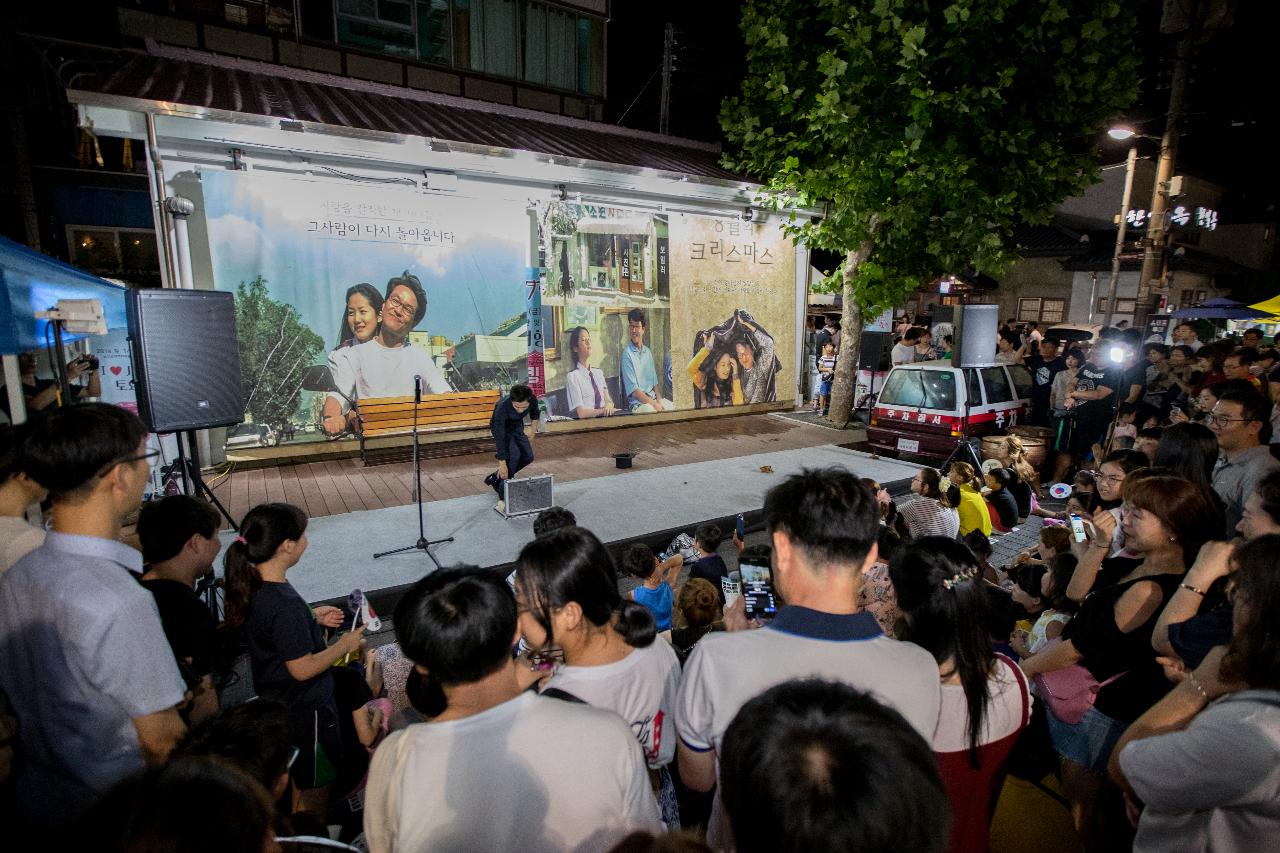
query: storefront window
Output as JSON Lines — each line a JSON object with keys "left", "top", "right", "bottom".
{"left": 481, "top": 0, "right": 517, "bottom": 79}
{"left": 547, "top": 7, "right": 576, "bottom": 91}
{"left": 585, "top": 234, "right": 618, "bottom": 290}
{"left": 337, "top": 0, "right": 417, "bottom": 57}
{"left": 523, "top": 2, "right": 547, "bottom": 85}
{"left": 70, "top": 229, "right": 120, "bottom": 272}
{"left": 416, "top": 0, "right": 451, "bottom": 63}
{"left": 68, "top": 227, "right": 159, "bottom": 285}
{"left": 323, "top": 1, "right": 604, "bottom": 95}
{"left": 576, "top": 15, "right": 603, "bottom": 96}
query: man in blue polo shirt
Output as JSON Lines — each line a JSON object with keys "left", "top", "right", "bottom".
{"left": 0, "top": 404, "right": 187, "bottom": 825}
{"left": 675, "top": 468, "right": 941, "bottom": 850}
{"left": 621, "top": 308, "right": 673, "bottom": 413}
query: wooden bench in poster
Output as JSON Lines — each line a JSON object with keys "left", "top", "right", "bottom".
{"left": 357, "top": 390, "right": 501, "bottom": 465}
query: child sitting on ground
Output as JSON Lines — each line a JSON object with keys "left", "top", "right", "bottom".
{"left": 1011, "top": 552, "right": 1078, "bottom": 659}
{"left": 1008, "top": 525, "right": 1071, "bottom": 571}
{"left": 684, "top": 523, "right": 729, "bottom": 597}
{"left": 670, "top": 578, "right": 723, "bottom": 665}
{"left": 622, "top": 543, "right": 682, "bottom": 632}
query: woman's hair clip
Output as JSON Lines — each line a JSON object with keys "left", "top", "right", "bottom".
{"left": 938, "top": 475, "right": 953, "bottom": 492}
{"left": 234, "top": 536, "right": 247, "bottom": 545}
{"left": 941, "top": 567, "right": 979, "bottom": 590}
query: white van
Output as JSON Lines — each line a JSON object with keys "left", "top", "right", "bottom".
{"left": 867, "top": 360, "right": 1033, "bottom": 459}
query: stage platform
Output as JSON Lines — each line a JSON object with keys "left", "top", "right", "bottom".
{"left": 218, "top": 443, "right": 924, "bottom": 610}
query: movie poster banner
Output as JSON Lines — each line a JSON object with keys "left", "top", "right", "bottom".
{"left": 201, "top": 171, "right": 530, "bottom": 447}
{"left": 533, "top": 202, "right": 794, "bottom": 421}
{"left": 534, "top": 201, "right": 674, "bottom": 420}
{"left": 668, "top": 215, "right": 794, "bottom": 410}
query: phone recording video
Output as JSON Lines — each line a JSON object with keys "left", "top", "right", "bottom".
{"left": 739, "top": 561, "right": 777, "bottom": 619}
{"left": 1069, "top": 513, "right": 1087, "bottom": 543}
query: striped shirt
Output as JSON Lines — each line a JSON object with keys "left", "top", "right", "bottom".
{"left": 899, "top": 497, "right": 961, "bottom": 539}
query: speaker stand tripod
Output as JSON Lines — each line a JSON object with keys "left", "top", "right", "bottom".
{"left": 941, "top": 376, "right": 985, "bottom": 474}
{"left": 176, "top": 430, "right": 238, "bottom": 531}
{"left": 374, "top": 376, "right": 453, "bottom": 569}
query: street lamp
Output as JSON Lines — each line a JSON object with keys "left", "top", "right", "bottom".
{"left": 1102, "top": 126, "right": 1160, "bottom": 327}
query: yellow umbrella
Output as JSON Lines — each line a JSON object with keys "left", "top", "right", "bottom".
{"left": 1248, "top": 294, "right": 1280, "bottom": 315}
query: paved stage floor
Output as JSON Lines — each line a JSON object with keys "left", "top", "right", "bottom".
{"left": 206, "top": 412, "right": 855, "bottom": 525}
{"left": 218, "top": 441, "right": 922, "bottom": 605}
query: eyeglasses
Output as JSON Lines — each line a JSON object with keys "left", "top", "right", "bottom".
{"left": 1098, "top": 474, "right": 1125, "bottom": 485}
{"left": 1206, "top": 412, "right": 1258, "bottom": 427}
{"left": 385, "top": 294, "right": 418, "bottom": 317}
{"left": 123, "top": 450, "right": 160, "bottom": 464}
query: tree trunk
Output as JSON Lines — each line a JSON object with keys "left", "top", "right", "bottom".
{"left": 828, "top": 237, "right": 875, "bottom": 424}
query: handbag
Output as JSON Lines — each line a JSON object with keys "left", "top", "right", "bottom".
{"left": 1032, "top": 638, "right": 1126, "bottom": 725}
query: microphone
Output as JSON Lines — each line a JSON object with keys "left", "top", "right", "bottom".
{"left": 414, "top": 374, "right": 422, "bottom": 405}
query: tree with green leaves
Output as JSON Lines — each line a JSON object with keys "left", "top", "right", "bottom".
{"left": 234, "top": 275, "right": 325, "bottom": 431}
{"left": 721, "top": 0, "right": 1140, "bottom": 422}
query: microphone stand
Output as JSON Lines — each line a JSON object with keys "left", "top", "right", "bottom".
{"left": 373, "top": 375, "right": 454, "bottom": 569}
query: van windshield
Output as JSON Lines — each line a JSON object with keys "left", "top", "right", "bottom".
{"left": 877, "top": 369, "right": 956, "bottom": 411}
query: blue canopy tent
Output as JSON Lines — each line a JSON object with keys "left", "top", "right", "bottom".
{"left": 0, "top": 235, "right": 129, "bottom": 355}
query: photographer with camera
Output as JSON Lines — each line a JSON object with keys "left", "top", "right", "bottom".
{"left": 1, "top": 350, "right": 100, "bottom": 419}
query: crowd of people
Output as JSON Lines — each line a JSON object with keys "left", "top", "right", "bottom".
{"left": 1, "top": 307, "right": 1279, "bottom": 852}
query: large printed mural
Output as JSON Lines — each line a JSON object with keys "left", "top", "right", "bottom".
{"left": 202, "top": 171, "right": 530, "bottom": 447}
{"left": 199, "top": 172, "right": 795, "bottom": 451}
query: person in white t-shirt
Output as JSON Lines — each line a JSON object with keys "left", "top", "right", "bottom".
{"left": 0, "top": 424, "right": 46, "bottom": 575}
{"left": 891, "top": 327, "right": 924, "bottom": 366}
{"left": 675, "top": 468, "right": 943, "bottom": 849}
{"left": 363, "top": 567, "right": 660, "bottom": 853}
{"left": 516, "top": 526, "right": 682, "bottom": 825}
{"left": 322, "top": 272, "right": 455, "bottom": 436}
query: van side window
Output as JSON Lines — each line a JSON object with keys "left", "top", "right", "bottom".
{"left": 981, "top": 367, "right": 1014, "bottom": 404}
{"left": 967, "top": 369, "right": 983, "bottom": 406}
{"left": 1006, "top": 364, "right": 1034, "bottom": 399}
{"left": 878, "top": 369, "right": 956, "bottom": 411}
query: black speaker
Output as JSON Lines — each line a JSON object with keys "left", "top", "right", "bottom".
{"left": 952, "top": 304, "right": 999, "bottom": 368}
{"left": 858, "top": 331, "right": 893, "bottom": 371}
{"left": 128, "top": 289, "right": 244, "bottom": 432}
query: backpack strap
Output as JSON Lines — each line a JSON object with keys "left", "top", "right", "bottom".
{"left": 540, "top": 687, "right": 587, "bottom": 704}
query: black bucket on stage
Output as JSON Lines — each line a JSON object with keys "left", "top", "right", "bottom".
{"left": 613, "top": 452, "right": 635, "bottom": 469}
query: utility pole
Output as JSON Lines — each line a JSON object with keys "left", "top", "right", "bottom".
{"left": 1134, "top": 0, "right": 1200, "bottom": 332}
{"left": 1103, "top": 144, "right": 1139, "bottom": 328}
{"left": 659, "top": 23, "right": 673, "bottom": 135}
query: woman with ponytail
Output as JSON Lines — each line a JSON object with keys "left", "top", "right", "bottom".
{"left": 890, "top": 536, "right": 1030, "bottom": 853}
{"left": 224, "top": 502, "right": 365, "bottom": 815}
{"left": 900, "top": 467, "right": 961, "bottom": 539}
{"left": 515, "top": 526, "right": 682, "bottom": 825}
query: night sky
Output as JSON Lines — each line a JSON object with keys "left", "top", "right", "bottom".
{"left": 607, "top": 0, "right": 1279, "bottom": 223}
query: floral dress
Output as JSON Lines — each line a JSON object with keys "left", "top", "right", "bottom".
{"left": 858, "top": 560, "right": 901, "bottom": 637}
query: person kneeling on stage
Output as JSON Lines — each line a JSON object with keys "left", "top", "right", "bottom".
{"left": 485, "top": 384, "right": 540, "bottom": 513}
